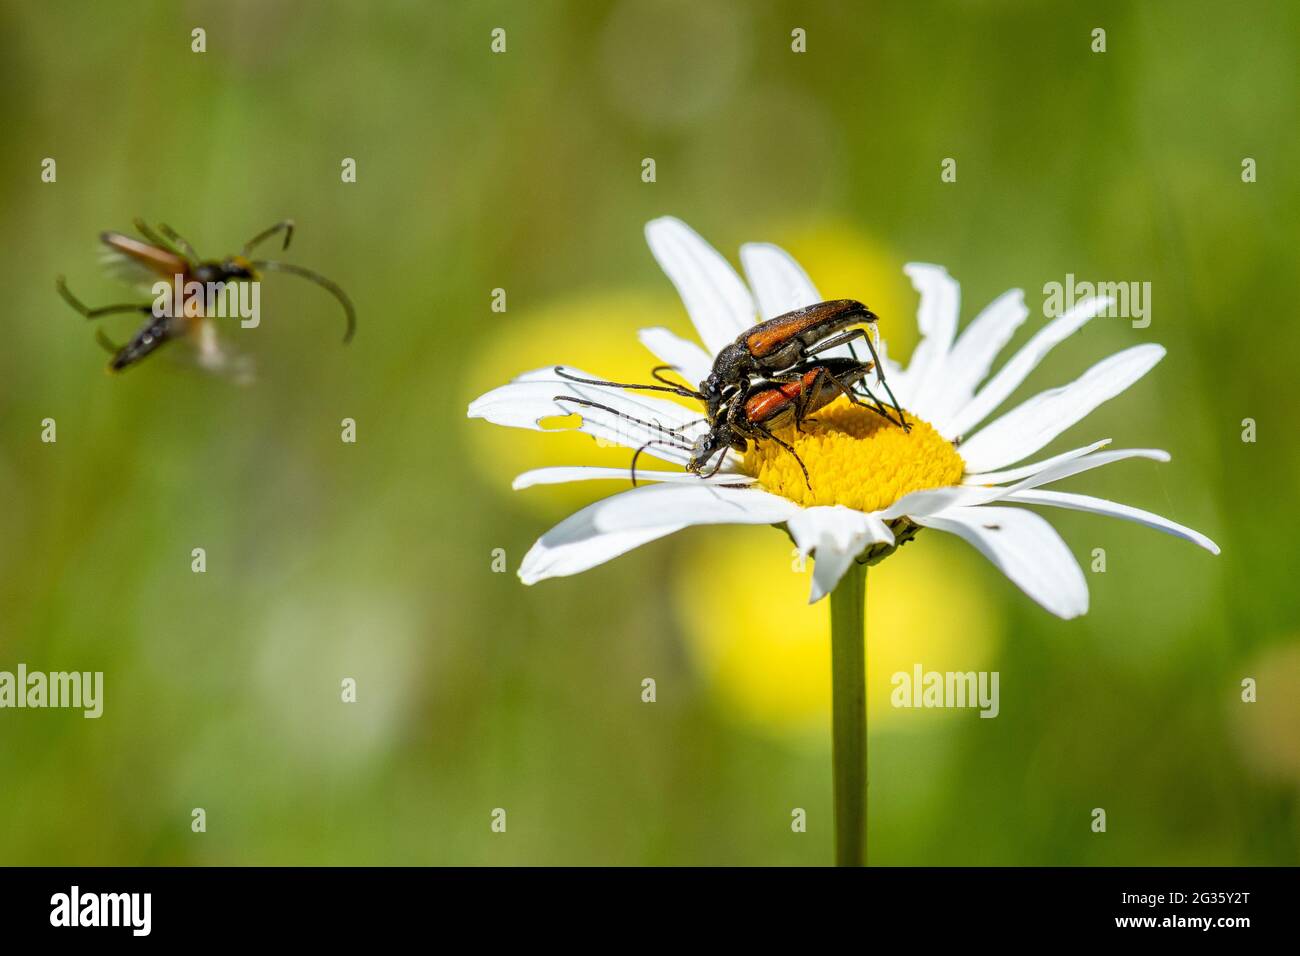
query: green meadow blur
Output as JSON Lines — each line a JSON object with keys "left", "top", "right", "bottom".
{"left": 0, "top": 0, "right": 1297, "bottom": 865}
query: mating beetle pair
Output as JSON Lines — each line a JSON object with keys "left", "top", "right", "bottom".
{"left": 554, "top": 299, "right": 909, "bottom": 487}
{"left": 57, "top": 219, "right": 356, "bottom": 372}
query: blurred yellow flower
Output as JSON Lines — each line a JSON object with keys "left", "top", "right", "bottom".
{"left": 672, "top": 524, "right": 1001, "bottom": 735}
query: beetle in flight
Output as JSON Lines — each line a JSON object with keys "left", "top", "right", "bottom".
{"left": 56, "top": 219, "right": 355, "bottom": 372}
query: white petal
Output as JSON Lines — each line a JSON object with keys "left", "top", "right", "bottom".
{"left": 469, "top": 366, "right": 702, "bottom": 429}
{"left": 945, "top": 296, "right": 1113, "bottom": 438}
{"left": 914, "top": 505, "right": 1089, "bottom": 619}
{"left": 876, "top": 485, "right": 986, "bottom": 520}
{"left": 787, "top": 507, "right": 894, "bottom": 603}
{"left": 963, "top": 439, "right": 1111, "bottom": 486}
{"left": 512, "top": 466, "right": 751, "bottom": 490}
{"left": 957, "top": 344, "right": 1165, "bottom": 473}
{"left": 1009, "top": 446, "right": 1169, "bottom": 492}
{"left": 1003, "top": 489, "right": 1220, "bottom": 555}
{"left": 467, "top": 366, "right": 704, "bottom": 464}
{"left": 924, "top": 289, "right": 1029, "bottom": 424}
{"left": 520, "top": 525, "right": 687, "bottom": 583}
{"left": 900, "top": 263, "right": 960, "bottom": 399}
{"left": 590, "top": 482, "right": 798, "bottom": 533}
{"left": 739, "top": 242, "right": 821, "bottom": 320}
{"left": 518, "top": 489, "right": 690, "bottom": 584}
{"left": 882, "top": 447, "right": 1171, "bottom": 519}
{"left": 637, "top": 327, "right": 713, "bottom": 386}
{"left": 645, "top": 217, "right": 757, "bottom": 356}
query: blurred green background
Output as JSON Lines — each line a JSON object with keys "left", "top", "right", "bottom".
{"left": 0, "top": 0, "right": 1296, "bottom": 865}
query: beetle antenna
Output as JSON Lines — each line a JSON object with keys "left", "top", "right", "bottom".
{"left": 250, "top": 259, "right": 356, "bottom": 343}
{"left": 553, "top": 396, "right": 694, "bottom": 446}
{"left": 629, "top": 439, "right": 694, "bottom": 486}
{"left": 650, "top": 365, "right": 695, "bottom": 390}
{"left": 243, "top": 220, "right": 295, "bottom": 256}
{"left": 554, "top": 366, "right": 703, "bottom": 400}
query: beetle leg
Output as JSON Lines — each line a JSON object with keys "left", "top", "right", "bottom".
{"left": 242, "top": 219, "right": 295, "bottom": 256}
{"left": 781, "top": 362, "right": 894, "bottom": 428}
{"left": 806, "top": 328, "right": 909, "bottom": 430}
{"left": 822, "top": 367, "right": 902, "bottom": 427}
{"left": 790, "top": 372, "right": 826, "bottom": 433}
{"left": 851, "top": 386, "right": 900, "bottom": 426}
{"left": 698, "top": 445, "right": 731, "bottom": 479}
{"left": 131, "top": 218, "right": 190, "bottom": 262}
{"left": 753, "top": 422, "right": 811, "bottom": 489}
{"left": 844, "top": 326, "right": 870, "bottom": 377}
{"left": 156, "top": 223, "right": 201, "bottom": 262}
{"left": 56, "top": 277, "right": 154, "bottom": 320}
{"left": 852, "top": 330, "right": 909, "bottom": 431}
{"left": 755, "top": 368, "right": 804, "bottom": 384}
{"left": 631, "top": 439, "right": 695, "bottom": 486}
{"left": 94, "top": 329, "right": 122, "bottom": 354}
{"left": 802, "top": 327, "right": 868, "bottom": 357}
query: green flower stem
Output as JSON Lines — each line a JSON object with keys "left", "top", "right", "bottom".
{"left": 829, "top": 560, "right": 868, "bottom": 867}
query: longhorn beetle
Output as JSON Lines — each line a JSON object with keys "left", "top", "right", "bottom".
{"left": 553, "top": 299, "right": 907, "bottom": 429}
{"left": 57, "top": 219, "right": 355, "bottom": 372}
{"left": 557, "top": 357, "right": 879, "bottom": 488}
{"left": 701, "top": 299, "right": 906, "bottom": 429}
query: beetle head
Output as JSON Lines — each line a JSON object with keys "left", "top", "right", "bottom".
{"left": 687, "top": 423, "right": 746, "bottom": 476}
{"left": 699, "top": 374, "right": 726, "bottom": 420}
{"left": 220, "top": 255, "right": 257, "bottom": 281}
{"left": 700, "top": 346, "right": 752, "bottom": 420}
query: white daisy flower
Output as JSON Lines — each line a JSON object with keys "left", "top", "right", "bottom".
{"left": 468, "top": 217, "right": 1219, "bottom": 619}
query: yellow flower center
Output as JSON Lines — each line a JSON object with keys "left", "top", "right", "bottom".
{"left": 742, "top": 399, "right": 965, "bottom": 511}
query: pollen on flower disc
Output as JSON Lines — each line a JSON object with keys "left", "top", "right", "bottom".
{"left": 742, "top": 399, "right": 965, "bottom": 512}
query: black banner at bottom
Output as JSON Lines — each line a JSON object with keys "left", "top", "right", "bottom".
{"left": 0, "top": 866, "right": 1286, "bottom": 941}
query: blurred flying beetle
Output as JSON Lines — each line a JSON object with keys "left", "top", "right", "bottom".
{"left": 57, "top": 219, "right": 356, "bottom": 372}
{"left": 557, "top": 357, "right": 879, "bottom": 488}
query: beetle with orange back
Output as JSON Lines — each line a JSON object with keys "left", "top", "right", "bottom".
{"left": 57, "top": 219, "right": 356, "bottom": 372}
{"left": 554, "top": 298, "right": 908, "bottom": 431}
{"left": 558, "top": 356, "right": 880, "bottom": 488}
{"left": 704, "top": 298, "right": 908, "bottom": 430}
